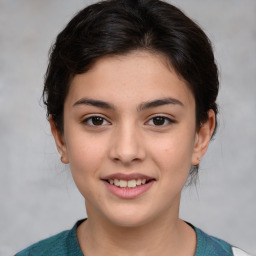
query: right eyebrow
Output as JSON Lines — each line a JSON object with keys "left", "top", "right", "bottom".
{"left": 137, "top": 97, "right": 184, "bottom": 111}
{"left": 73, "top": 98, "right": 115, "bottom": 109}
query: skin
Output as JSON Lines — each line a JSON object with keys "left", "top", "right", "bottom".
{"left": 50, "top": 51, "right": 215, "bottom": 256}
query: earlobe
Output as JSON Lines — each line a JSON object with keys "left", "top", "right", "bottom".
{"left": 49, "top": 115, "right": 69, "bottom": 164}
{"left": 191, "top": 110, "right": 215, "bottom": 165}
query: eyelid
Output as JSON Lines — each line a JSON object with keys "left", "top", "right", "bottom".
{"left": 146, "top": 115, "right": 176, "bottom": 126}
{"left": 81, "top": 115, "right": 111, "bottom": 126}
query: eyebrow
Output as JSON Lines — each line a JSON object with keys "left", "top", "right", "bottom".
{"left": 73, "top": 97, "right": 183, "bottom": 111}
{"left": 138, "top": 97, "right": 184, "bottom": 111}
{"left": 73, "top": 98, "right": 115, "bottom": 109}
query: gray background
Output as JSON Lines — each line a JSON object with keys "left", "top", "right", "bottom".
{"left": 0, "top": 0, "right": 255, "bottom": 255}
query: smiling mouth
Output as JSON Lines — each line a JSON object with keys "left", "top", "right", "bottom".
{"left": 105, "top": 178, "right": 153, "bottom": 189}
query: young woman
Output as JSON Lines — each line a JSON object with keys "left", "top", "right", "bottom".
{"left": 16, "top": 0, "right": 250, "bottom": 255}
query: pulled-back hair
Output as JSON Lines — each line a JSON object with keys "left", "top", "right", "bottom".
{"left": 43, "top": 0, "right": 219, "bottom": 178}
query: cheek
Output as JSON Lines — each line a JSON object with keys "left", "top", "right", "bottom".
{"left": 149, "top": 130, "right": 195, "bottom": 175}
{"left": 64, "top": 135, "right": 107, "bottom": 201}
{"left": 65, "top": 132, "right": 107, "bottom": 180}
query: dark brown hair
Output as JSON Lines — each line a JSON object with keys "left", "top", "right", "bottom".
{"left": 43, "top": 0, "right": 219, "bottom": 179}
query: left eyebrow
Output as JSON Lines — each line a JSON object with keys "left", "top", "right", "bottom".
{"left": 138, "top": 97, "right": 184, "bottom": 111}
{"left": 73, "top": 98, "right": 115, "bottom": 109}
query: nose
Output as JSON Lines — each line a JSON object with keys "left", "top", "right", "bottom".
{"left": 109, "top": 123, "right": 146, "bottom": 165}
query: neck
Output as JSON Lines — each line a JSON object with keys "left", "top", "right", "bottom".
{"left": 77, "top": 201, "right": 196, "bottom": 256}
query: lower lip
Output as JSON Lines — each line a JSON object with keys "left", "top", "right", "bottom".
{"left": 103, "top": 180, "right": 155, "bottom": 199}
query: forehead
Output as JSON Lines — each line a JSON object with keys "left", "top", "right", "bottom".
{"left": 66, "top": 51, "right": 194, "bottom": 109}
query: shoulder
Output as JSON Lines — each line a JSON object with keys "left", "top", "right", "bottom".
{"left": 194, "top": 226, "right": 251, "bottom": 256}
{"left": 15, "top": 220, "right": 84, "bottom": 256}
{"left": 16, "top": 230, "right": 71, "bottom": 256}
{"left": 232, "top": 247, "right": 252, "bottom": 256}
{"left": 194, "top": 226, "right": 233, "bottom": 255}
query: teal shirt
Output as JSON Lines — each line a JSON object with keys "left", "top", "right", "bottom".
{"left": 16, "top": 220, "right": 233, "bottom": 256}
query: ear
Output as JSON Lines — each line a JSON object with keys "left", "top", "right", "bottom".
{"left": 49, "top": 115, "right": 69, "bottom": 164}
{"left": 191, "top": 109, "right": 216, "bottom": 165}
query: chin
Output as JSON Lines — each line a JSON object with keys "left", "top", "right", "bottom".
{"left": 102, "top": 204, "right": 161, "bottom": 228}
{"left": 108, "top": 214, "right": 151, "bottom": 228}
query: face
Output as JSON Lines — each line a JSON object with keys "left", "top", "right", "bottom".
{"left": 51, "top": 51, "right": 214, "bottom": 227}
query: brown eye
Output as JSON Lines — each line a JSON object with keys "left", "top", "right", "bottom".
{"left": 147, "top": 116, "right": 175, "bottom": 126}
{"left": 152, "top": 117, "right": 166, "bottom": 126}
{"left": 91, "top": 116, "right": 104, "bottom": 125}
{"left": 83, "top": 116, "right": 110, "bottom": 126}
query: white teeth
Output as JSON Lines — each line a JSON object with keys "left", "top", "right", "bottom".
{"left": 119, "top": 180, "right": 128, "bottom": 188}
{"left": 114, "top": 179, "right": 120, "bottom": 186}
{"left": 127, "top": 179, "right": 136, "bottom": 188}
{"left": 109, "top": 178, "right": 150, "bottom": 188}
{"left": 136, "top": 179, "right": 142, "bottom": 185}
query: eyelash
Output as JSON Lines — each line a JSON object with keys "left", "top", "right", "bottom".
{"left": 147, "top": 116, "right": 175, "bottom": 126}
{"left": 82, "top": 115, "right": 175, "bottom": 127}
{"left": 82, "top": 116, "right": 111, "bottom": 127}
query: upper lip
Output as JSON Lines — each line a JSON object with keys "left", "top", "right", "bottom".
{"left": 102, "top": 173, "right": 155, "bottom": 181}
